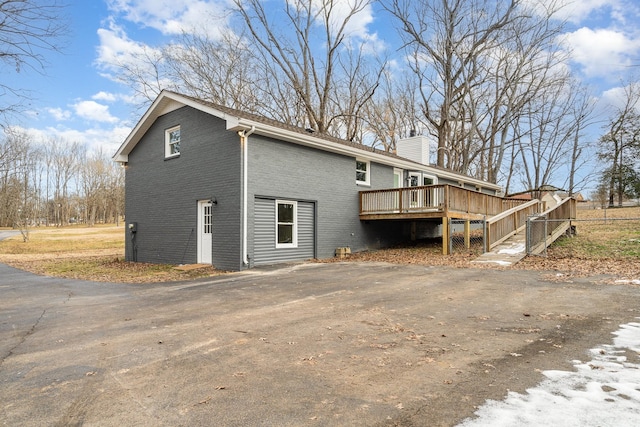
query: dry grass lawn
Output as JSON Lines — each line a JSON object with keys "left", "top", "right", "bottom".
{"left": 0, "top": 205, "right": 638, "bottom": 283}
{"left": 516, "top": 205, "right": 640, "bottom": 281}
{"left": 0, "top": 225, "right": 223, "bottom": 283}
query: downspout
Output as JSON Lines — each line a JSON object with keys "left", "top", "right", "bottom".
{"left": 238, "top": 126, "right": 255, "bottom": 266}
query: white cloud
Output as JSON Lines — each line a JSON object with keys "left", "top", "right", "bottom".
{"left": 527, "top": 0, "right": 640, "bottom": 27}
{"left": 92, "top": 91, "right": 118, "bottom": 102}
{"left": 95, "top": 20, "right": 175, "bottom": 107}
{"left": 96, "top": 19, "right": 157, "bottom": 71}
{"left": 47, "top": 107, "right": 72, "bottom": 121}
{"left": 11, "top": 123, "right": 132, "bottom": 157}
{"left": 562, "top": 27, "right": 640, "bottom": 78}
{"left": 329, "top": 0, "right": 374, "bottom": 39}
{"left": 601, "top": 86, "right": 627, "bottom": 107}
{"left": 105, "top": 0, "right": 231, "bottom": 38}
{"left": 553, "top": 0, "right": 615, "bottom": 24}
{"left": 599, "top": 84, "right": 640, "bottom": 114}
{"left": 73, "top": 100, "right": 120, "bottom": 124}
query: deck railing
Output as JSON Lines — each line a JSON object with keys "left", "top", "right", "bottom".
{"left": 360, "top": 184, "right": 527, "bottom": 218}
{"left": 359, "top": 185, "right": 444, "bottom": 214}
{"left": 485, "top": 199, "right": 542, "bottom": 251}
{"left": 526, "top": 197, "right": 577, "bottom": 255}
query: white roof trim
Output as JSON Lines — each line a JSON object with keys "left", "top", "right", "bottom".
{"left": 113, "top": 90, "right": 501, "bottom": 191}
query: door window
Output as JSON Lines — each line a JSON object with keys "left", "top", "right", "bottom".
{"left": 203, "top": 204, "right": 212, "bottom": 234}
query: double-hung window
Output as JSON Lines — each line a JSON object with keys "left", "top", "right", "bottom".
{"left": 276, "top": 200, "right": 297, "bottom": 248}
{"left": 165, "top": 125, "right": 181, "bottom": 158}
{"left": 356, "top": 159, "right": 370, "bottom": 185}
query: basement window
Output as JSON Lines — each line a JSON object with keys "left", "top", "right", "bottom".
{"left": 165, "top": 125, "right": 181, "bottom": 158}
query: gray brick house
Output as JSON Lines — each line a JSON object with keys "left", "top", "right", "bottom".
{"left": 113, "top": 90, "right": 500, "bottom": 271}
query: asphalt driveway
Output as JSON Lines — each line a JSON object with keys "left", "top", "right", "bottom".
{"left": 1, "top": 261, "right": 639, "bottom": 426}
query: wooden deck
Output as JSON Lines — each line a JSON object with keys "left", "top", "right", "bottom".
{"left": 359, "top": 185, "right": 526, "bottom": 221}
{"left": 359, "top": 185, "right": 576, "bottom": 257}
{"left": 360, "top": 185, "right": 547, "bottom": 255}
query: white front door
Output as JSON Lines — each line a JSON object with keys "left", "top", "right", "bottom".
{"left": 197, "top": 200, "right": 212, "bottom": 264}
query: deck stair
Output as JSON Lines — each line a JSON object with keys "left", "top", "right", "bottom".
{"left": 471, "top": 196, "right": 576, "bottom": 265}
{"left": 471, "top": 230, "right": 527, "bottom": 266}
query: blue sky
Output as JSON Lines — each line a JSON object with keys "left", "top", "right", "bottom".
{"left": 5, "top": 0, "right": 640, "bottom": 170}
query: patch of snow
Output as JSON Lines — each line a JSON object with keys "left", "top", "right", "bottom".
{"left": 458, "top": 320, "right": 640, "bottom": 427}
{"left": 471, "top": 260, "right": 513, "bottom": 266}
{"left": 614, "top": 279, "right": 640, "bottom": 285}
{"left": 497, "top": 244, "right": 525, "bottom": 255}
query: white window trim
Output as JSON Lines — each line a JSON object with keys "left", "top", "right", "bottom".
{"left": 408, "top": 171, "right": 421, "bottom": 187}
{"left": 423, "top": 173, "right": 437, "bottom": 186}
{"left": 393, "top": 168, "right": 403, "bottom": 188}
{"left": 165, "top": 125, "right": 181, "bottom": 158}
{"left": 275, "top": 200, "right": 298, "bottom": 248}
{"left": 356, "top": 159, "right": 370, "bottom": 186}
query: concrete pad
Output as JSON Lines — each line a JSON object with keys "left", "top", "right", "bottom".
{"left": 2, "top": 262, "right": 639, "bottom": 426}
{"left": 471, "top": 231, "right": 527, "bottom": 266}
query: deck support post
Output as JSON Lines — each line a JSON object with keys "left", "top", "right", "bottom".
{"left": 442, "top": 217, "right": 450, "bottom": 255}
{"left": 464, "top": 220, "right": 471, "bottom": 249}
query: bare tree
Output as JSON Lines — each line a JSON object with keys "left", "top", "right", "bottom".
{"left": 233, "top": 0, "right": 384, "bottom": 139}
{"left": 504, "top": 79, "right": 596, "bottom": 196}
{"left": 383, "top": 0, "right": 575, "bottom": 187}
{"left": 106, "top": 1, "right": 384, "bottom": 142}
{"left": 598, "top": 82, "right": 640, "bottom": 207}
{"left": 515, "top": 79, "right": 575, "bottom": 191}
{"left": 590, "top": 181, "right": 609, "bottom": 209}
{"left": 162, "top": 30, "right": 265, "bottom": 112}
{"left": 363, "top": 70, "right": 422, "bottom": 152}
{"left": 0, "top": 129, "right": 125, "bottom": 230}
{"left": 565, "top": 85, "right": 597, "bottom": 196}
{"left": 46, "top": 137, "right": 84, "bottom": 225}
{"left": 467, "top": 1, "right": 569, "bottom": 183}
{"left": 107, "top": 44, "right": 171, "bottom": 109}
{"left": 0, "top": 129, "right": 24, "bottom": 226}
{"left": 384, "top": 0, "right": 523, "bottom": 168}
{"left": 0, "top": 0, "right": 67, "bottom": 121}
{"left": 328, "top": 46, "right": 384, "bottom": 142}
{"left": 80, "top": 148, "right": 123, "bottom": 226}
{"left": 0, "top": 128, "right": 39, "bottom": 238}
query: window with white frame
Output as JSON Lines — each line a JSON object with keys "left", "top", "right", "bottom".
{"left": 276, "top": 200, "right": 297, "bottom": 248}
{"left": 423, "top": 175, "right": 436, "bottom": 186}
{"left": 165, "top": 125, "right": 181, "bottom": 158}
{"left": 356, "top": 159, "right": 370, "bottom": 185}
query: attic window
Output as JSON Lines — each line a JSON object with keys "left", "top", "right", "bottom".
{"left": 356, "top": 159, "right": 370, "bottom": 185}
{"left": 165, "top": 125, "right": 181, "bottom": 158}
